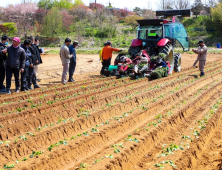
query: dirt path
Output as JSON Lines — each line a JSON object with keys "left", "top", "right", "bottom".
{"left": 0, "top": 54, "right": 222, "bottom": 170}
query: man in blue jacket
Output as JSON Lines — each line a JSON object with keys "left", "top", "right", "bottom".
{"left": 20, "top": 39, "right": 32, "bottom": 91}
{"left": 68, "top": 41, "right": 79, "bottom": 82}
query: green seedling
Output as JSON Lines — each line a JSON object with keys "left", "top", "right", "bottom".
{"left": 124, "top": 135, "right": 139, "bottom": 143}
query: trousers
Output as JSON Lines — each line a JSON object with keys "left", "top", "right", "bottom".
{"left": 62, "top": 63, "right": 69, "bottom": 84}
{"left": 199, "top": 60, "right": 206, "bottom": 72}
{"left": 101, "top": 58, "right": 111, "bottom": 75}
{"left": 21, "top": 66, "right": 29, "bottom": 88}
{"left": 0, "top": 64, "right": 6, "bottom": 89}
{"left": 34, "top": 65, "right": 38, "bottom": 78}
{"left": 29, "top": 67, "right": 37, "bottom": 86}
{"left": 69, "top": 60, "right": 76, "bottom": 80}
{"left": 6, "top": 67, "right": 20, "bottom": 89}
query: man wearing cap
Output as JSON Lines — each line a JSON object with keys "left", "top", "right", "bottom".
{"left": 192, "top": 41, "right": 207, "bottom": 77}
{"left": 68, "top": 41, "right": 78, "bottom": 82}
{"left": 0, "top": 35, "right": 9, "bottom": 93}
{"left": 101, "top": 41, "right": 122, "bottom": 76}
{"left": 3, "top": 37, "right": 26, "bottom": 94}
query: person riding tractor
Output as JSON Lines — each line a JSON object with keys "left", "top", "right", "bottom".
{"left": 133, "top": 52, "right": 149, "bottom": 74}
{"left": 119, "top": 56, "right": 133, "bottom": 73}
{"left": 145, "top": 56, "right": 168, "bottom": 79}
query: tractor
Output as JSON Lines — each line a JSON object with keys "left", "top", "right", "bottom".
{"left": 106, "top": 9, "right": 191, "bottom": 78}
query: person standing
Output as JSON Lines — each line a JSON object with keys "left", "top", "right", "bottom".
{"left": 0, "top": 35, "right": 9, "bottom": 93}
{"left": 68, "top": 41, "right": 78, "bottom": 82}
{"left": 4, "top": 37, "right": 26, "bottom": 94}
{"left": 33, "top": 37, "right": 43, "bottom": 82}
{"left": 60, "top": 38, "right": 73, "bottom": 85}
{"left": 27, "top": 36, "right": 40, "bottom": 89}
{"left": 20, "top": 39, "right": 32, "bottom": 91}
{"left": 192, "top": 40, "right": 207, "bottom": 76}
{"left": 101, "top": 41, "right": 122, "bottom": 76}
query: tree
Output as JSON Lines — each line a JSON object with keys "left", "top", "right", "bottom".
{"left": 42, "top": 7, "right": 62, "bottom": 37}
{"left": 3, "top": 3, "right": 38, "bottom": 37}
{"left": 38, "top": 0, "right": 54, "bottom": 9}
{"left": 74, "top": 0, "right": 84, "bottom": 6}
{"left": 89, "top": 3, "right": 104, "bottom": 10}
{"left": 174, "top": 0, "right": 190, "bottom": 9}
{"left": 124, "top": 15, "right": 143, "bottom": 29}
{"left": 211, "top": 1, "right": 222, "bottom": 35}
{"left": 61, "top": 11, "right": 73, "bottom": 36}
{"left": 53, "top": 0, "right": 73, "bottom": 9}
{"left": 2, "top": 23, "right": 17, "bottom": 36}
{"left": 34, "top": 8, "right": 47, "bottom": 33}
{"left": 0, "top": 25, "right": 9, "bottom": 35}
{"left": 192, "top": 0, "right": 204, "bottom": 18}
{"left": 156, "top": 0, "right": 174, "bottom": 10}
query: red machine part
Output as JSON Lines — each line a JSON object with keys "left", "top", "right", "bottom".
{"left": 131, "top": 39, "right": 143, "bottom": 47}
{"left": 157, "top": 38, "right": 171, "bottom": 47}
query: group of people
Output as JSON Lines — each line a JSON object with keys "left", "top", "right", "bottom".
{"left": 60, "top": 38, "right": 79, "bottom": 84}
{"left": 0, "top": 35, "right": 42, "bottom": 94}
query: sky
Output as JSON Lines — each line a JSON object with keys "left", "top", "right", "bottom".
{"left": 0, "top": 0, "right": 157, "bottom": 10}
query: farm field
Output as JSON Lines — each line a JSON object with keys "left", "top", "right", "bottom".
{"left": 1, "top": 53, "right": 222, "bottom": 170}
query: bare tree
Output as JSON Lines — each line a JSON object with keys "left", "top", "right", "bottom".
{"left": 156, "top": 0, "right": 174, "bottom": 10}
{"left": 174, "top": 0, "right": 190, "bottom": 9}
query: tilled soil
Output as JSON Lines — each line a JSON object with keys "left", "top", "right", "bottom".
{"left": 1, "top": 54, "right": 222, "bottom": 170}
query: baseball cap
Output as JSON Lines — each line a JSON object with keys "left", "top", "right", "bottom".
{"left": 198, "top": 40, "right": 204, "bottom": 44}
{"left": 73, "top": 41, "right": 79, "bottom": 46}
{"left": 13, "top": 37, "right": 20, "bottom": 43}
{"left": 106, "top": 41, "right": 112, "bottom": 45}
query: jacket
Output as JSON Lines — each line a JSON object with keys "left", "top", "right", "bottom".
{"left": 69, "top": 45, "right": 76, "bottom": 62}
{"left": 0, "top": 42, "right": 7, "bottom": 66}
{"left": 21, "top": 44, "right": 32, "bottom": 67}
{"left": 60, "top": 44, "right": 72, "bottom": 64}
{"left": 195, "top": 45, "right": 207, "bottom": 61}
{"left": 135, "top": 56, "right": 148, "bottom": 65}
{"left": 153, "top": 61, "right": 167, "bottom": 70}
{"left": 33, "top": 44, "right": 43, "bottom": 64}
{"left": 29, "top": 44, "right": 38, "bottom": 65}
{"left": 6, "top": 45, "right": 26, "bottom": 69}
{"left": 124, "top": 58, "right": 132, "bottom": 65}
{"left": 102, "top": 45, "right": 120, "bottom": 60}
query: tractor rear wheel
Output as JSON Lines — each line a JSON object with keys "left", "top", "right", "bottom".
{"left": 128, "top": 46, "right": 142, "bottom": 59}
{"left": 174, "top": 53, "right": 182, "bottom": 72}
{"left": 158, "top": 44, "right": 174, "bottom": 74}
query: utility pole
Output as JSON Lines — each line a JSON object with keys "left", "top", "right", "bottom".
{"left": 163, "top": 0, "right": 164, "bottom": 10}
{"left": 95, "top": 0, "right": 96, "bottom": 9}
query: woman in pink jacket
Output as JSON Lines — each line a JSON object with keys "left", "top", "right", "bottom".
{"left": 119, "top": 56, "right": 133, "bottom": 72}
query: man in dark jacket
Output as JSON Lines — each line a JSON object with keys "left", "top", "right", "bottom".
{"left": 33, "top": 37, "right": 43, "bottom": 82}
{"left": 68, "top": 41, "right": 78, "bottom": 82}
{"left": 20, "top": 39, "right": 32, "bottom": 91}
{"left": 4, "top": 37, "right": 26, "bottom": 94}
{"left": 0, "top": 35, "right": 9, "bottom": 93}
{"left": 27, "top": 36, "right": 40, "bottom": 89}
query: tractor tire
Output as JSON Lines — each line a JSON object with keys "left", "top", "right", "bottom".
{"left": 128, "top": 46, "right": 142, "bottom": 59}
{"left": 174, "top": 53, "right": 182, "bottom": 72}
{"left": 158, "top": 44, "right": 174, "bottom": 74}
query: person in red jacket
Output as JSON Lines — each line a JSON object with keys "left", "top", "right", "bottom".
{"left": 101, "top": 41, "right": 122, "bottom": 76}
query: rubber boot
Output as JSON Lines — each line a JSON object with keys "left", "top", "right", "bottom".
{"left": 200, "top": 72, "right": 205, "bottom": 77}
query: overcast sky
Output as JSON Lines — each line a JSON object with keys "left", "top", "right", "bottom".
{"left": 0, "top": 0, "right": 157, "bottom": 10}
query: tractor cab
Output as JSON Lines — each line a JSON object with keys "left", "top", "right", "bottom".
{"left": 136, "top": 18, "right": 190, "bottom": 56}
